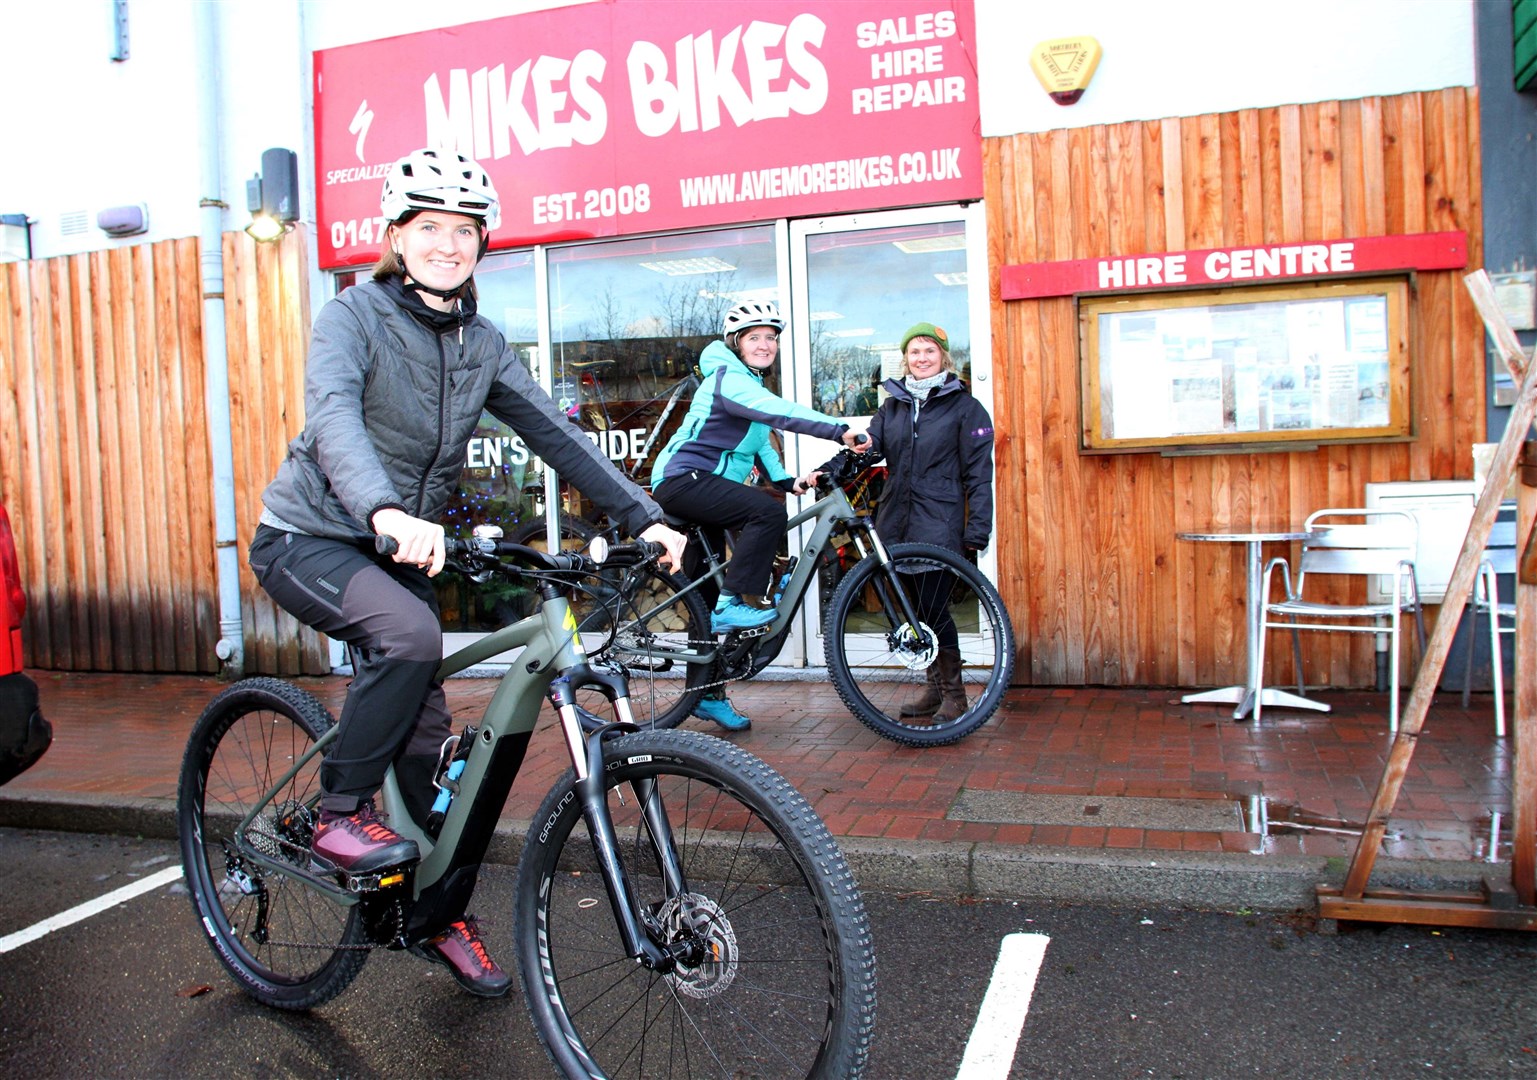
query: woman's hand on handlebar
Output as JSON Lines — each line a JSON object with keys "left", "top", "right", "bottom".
{"left": 639, "top": 521, "right": 687, "bottom": 574}
{"left": 840, "top": 428, "right": 872, "bottom": 452}
{"left": 371, "top": 507, "right": 447, "bottom": 577}
{"left": 792, "top": 470, "right": 823, "bottom": 496}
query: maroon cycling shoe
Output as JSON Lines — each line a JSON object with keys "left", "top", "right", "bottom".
{"left": 308, "top": 802, "right": 419, "bottom": 875}
{"left": 412, "top": 916, "right": 512, "bottom": 997}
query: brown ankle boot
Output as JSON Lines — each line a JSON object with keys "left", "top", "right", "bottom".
{"left": 929, "top": 649, "right": 968, "bottom": 724}
{"left": 900, "top": 663, "right": 945, "bottom": 717}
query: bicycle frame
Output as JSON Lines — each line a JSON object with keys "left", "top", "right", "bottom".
{"left": 230, "top": 570, "right": 687, "bottom": 968}
{"left": 629, "top": 482, "right": 928, "bottom": 668}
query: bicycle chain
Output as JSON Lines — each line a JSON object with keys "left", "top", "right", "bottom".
{"left": 235, "top": 828, "right": 394, "bottom": 952}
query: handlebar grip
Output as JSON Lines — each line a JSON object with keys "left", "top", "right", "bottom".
{"left": 375, "top": 535, "right": 399, "bottom": 556}
{"left": 604, "top": 540, "right": 664, "bottom": 566}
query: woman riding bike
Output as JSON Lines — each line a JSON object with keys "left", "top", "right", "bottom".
{"left": 247, "top": 146, "right": 684, "bottom": 997}
{"left": 649, "top": 300, "right": 867, "bottom": 730}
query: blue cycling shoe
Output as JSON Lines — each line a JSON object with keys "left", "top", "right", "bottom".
{"left": 710, "top": 594, "right": 776, "bottom": 634}
{"left": 692, "top": 695, "right": 752, "bottom": 731}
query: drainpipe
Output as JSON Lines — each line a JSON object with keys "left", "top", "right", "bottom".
{"left": 195, "top": 2, "right": 244, "bottom": 676}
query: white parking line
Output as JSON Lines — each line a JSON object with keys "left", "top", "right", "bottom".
{"left": 955, "top": 931, "right": 1050, "bottom": 1080}
{"left": 0, "top": 865, "right": 183, "bottom": 954}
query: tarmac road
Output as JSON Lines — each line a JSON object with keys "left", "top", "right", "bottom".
{"left": 4, "top": 827, "right": 1535, "bottom": 1079}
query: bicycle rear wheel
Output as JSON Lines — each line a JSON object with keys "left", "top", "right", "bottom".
{"left": 824, "top": 542, "right": 1015, "bottom": 747}
{"left": 515, "top": 730, "right": 877, "bottom": 1079}
{"left": 176, "top": 678, "right": 368, "bottom": 1010}
{"left": 579, "top": 564, "right": 712, "bottom": 730}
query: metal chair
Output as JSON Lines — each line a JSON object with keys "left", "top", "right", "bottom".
{"left": 1459, "top": 506, "right": 1517, "bottom": 737}
{"left": 1257, "top": 508, "right": 1428, "bottom": 731}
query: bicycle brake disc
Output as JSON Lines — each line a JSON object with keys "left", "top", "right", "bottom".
{"left": 890, "top": 621, "right": 939, "bottom": 670}
{"left": 658, "top": 892, "right": 739, "bottom": 999}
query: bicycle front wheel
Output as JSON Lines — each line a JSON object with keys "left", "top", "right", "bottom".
{"left": 515, "top": 730, "right": 877, "bottom": 1079}
{"left": 580, "top": 563, "right": 712, "bottom": 730}
{"left": 825, "top": 542, "right": 1015, "bottom": 747}
{"left": 176, "top": 678, "right": 368, "bottom": 1010}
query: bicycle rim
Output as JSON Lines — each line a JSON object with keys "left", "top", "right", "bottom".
{"left": 516, "top": 730, "right": 876, "bottom": 1079}
{"left": 825, "top": 543, "right": 1015, "bottom": 748}
{"left": 581, "top": 564, "right": 710, "bottom": 730}
{"left": 176, "top": 678, "right": 368, "bottom": 1010}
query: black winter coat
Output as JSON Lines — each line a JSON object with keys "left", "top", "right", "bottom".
{"left": 866, "top": 374, "right": 995, "bottom": 553}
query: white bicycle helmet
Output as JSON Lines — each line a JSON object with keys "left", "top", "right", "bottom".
{"left": 722, "top": 300, "right": 785, "bottom": 340}
{"left": 380, "top": 148, "right": 501, "bottom": 230}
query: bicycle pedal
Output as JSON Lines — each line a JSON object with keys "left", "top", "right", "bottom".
{"left": 340, "top": 866, "right": 413, "bottom": 893}
{"left": 730, "top": 624, "right": 774, "bottom": 641}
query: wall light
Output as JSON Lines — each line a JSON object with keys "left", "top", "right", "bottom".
{"left": 245, "top": 147, "right": 300, "bottom": 242}
{"left": 0, "top": 214, "right": 32, "bottom": 262}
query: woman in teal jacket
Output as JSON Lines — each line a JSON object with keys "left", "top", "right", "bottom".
{"left": 651, "top": 300, "right": 866, "bottom": 729}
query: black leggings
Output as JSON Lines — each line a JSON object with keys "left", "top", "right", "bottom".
{"left": 654, "top": 471, "right": 785, "bottom": 598}
{"left": 248, "top": 525, "right": 452, "bottom": 815}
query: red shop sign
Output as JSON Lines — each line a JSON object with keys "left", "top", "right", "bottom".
{"left": 313, "top": 0, "right": 982, "bottom": 268}
{"left": 1000, "top": 231, "right": 1468, "bottom": 299}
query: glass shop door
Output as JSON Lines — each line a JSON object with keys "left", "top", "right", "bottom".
{"left": 785, "top": 203, "right": 994, "bottom": 668}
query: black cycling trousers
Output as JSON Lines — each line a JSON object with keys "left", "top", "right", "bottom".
{"left": 248, "top": 525, "right": 452, "bottom": 815}
{"left": 654, "top": 471, "right": 785, "bottom": 598}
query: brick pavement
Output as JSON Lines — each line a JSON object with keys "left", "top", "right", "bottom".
{"left": 4, "top": 669, "right": 1513, "bottom": 869}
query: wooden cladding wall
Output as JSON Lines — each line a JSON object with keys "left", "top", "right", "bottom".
{"left": 224, "top": 230, "right": 329, "bottom": 676}
{"left": 1, "top": 239, "right": 219, "bottom": 671}
{"left": 0, "top": 230, "right": 326, "bottom": 675}
{"left": 982, "top": 88, "right": 1485, "bottom": 688}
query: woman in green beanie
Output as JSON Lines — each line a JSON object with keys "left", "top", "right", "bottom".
{"left": 863, "top": 321, "right": 995, "bottom": 723}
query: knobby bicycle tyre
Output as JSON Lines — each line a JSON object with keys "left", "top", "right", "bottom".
{"left": 580, "top": 563, "right": 712, "bottom": 730}
{"left": 824, "top": 542, "right": 1015, "bottom": 748}
{"left": 515, "top": 730, "right": 877, "bottom": 1080}
{"left": 176, "top": 677, "right": 368, "bottom": 1010}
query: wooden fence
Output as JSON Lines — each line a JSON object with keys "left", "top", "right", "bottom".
{"left": 0, "top": 229, "right": 327, "bottom": 674}
{"left": 982, "top": 88, "right": 1485, "bottom": 687}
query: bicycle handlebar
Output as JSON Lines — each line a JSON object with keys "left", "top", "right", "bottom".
{"left": 374, "top": 533, "right": 662, "bottom": 576}
{"left": 814, "top": 447, "right": 883, "bottom": 492}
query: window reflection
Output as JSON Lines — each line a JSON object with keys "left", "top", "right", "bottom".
{"left": 438, "top": 251, "right": 543, "bottom": 631}
{"left": 546, "top": 226, "right": 779, "bottom": 528}
{"left": 805, "top": 221, "right": 970, "bottom": 417}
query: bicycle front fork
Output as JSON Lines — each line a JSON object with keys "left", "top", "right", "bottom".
{"left": 548, "top": 669, "right": 685, "bottom": 972}
{"left": 846, "top": 524, "right": 929, "bottom": 643}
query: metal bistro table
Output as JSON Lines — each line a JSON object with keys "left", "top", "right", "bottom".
{"left": 1176, "top": 528, "right": 1331, "bottom": 720}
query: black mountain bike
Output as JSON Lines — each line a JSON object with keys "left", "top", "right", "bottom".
{"left": 569, "top": 451, "right": 1016, "bottom": 748}
{"left": 176, "top": 537, "right": 876, "bottom": 1078}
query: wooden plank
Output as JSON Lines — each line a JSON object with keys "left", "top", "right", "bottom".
{"left": 1318, "top": 888, "right": 1537, "bottom": 931}
{"left": 70, "top": 254, "right": 112, "bottom": 668}
{"left": 50, "top": 256, "right": 89, "bottom": 668}
{"left": 27, "top": 259, "right": 65, "bottom": 668}
{"left": 0, "top": 265, "right": 48, "bottom": 666}
{"left": 133, "top": 244, "right": 174, "bottom": 669}
{"left": 1358, "top": 97, "right": 1387, "bottom": 237}
{"left": 1340, "top": 271, "right": 1537, "bottom": 899}
{"left": 90, "top": 250, "right": 130, "bottom": 668}
{"left": 1514, "top": 483, "right": 1537, "bottom": 904}
{"left": 152, "top": 239, "right": 195, "bottom": 670}
{"left": 1313, "top": 99, "right": 1344, "bottom": 239}
{"left": 177, "top": 236, "right": 217, "bottom": 671}
{"left": 1277, "top": 104, "right": 1303, "bottom": 238}
{"left": 1181, "top": 113, "right": 1222, "bottom": 249}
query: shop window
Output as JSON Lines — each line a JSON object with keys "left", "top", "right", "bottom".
{"left": 545, "top": 225, "right": 779, "bottom": 525}
{"left": 1078, "top": 277, "right": 1411, "bottom": 453}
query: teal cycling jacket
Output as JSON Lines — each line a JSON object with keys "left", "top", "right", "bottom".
{"left": 650, "top": 340, "right": 848, "bottom": 489}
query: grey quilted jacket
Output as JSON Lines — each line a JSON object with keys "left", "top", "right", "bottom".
{"left": 261, "top": 276, "right": 661, "bottom": 542}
